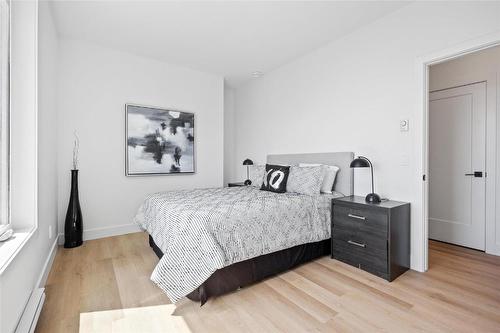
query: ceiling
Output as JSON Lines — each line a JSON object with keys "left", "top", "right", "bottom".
{"left": 50, "top": 1, "right": 408, "bottom": 87}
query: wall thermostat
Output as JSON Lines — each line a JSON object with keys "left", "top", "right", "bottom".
{"left": 400, "top": 119, "right": 409, "bottom": 132}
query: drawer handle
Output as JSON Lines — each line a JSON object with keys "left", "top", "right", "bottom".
{"left": 347, "top": 240, "right": 366, "bottom": 248}
{"left": 348, "top": 213, "right": 366, "bottom": 220}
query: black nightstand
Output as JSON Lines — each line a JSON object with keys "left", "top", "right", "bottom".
{"left": 331, "top": 195, "right": 410, "bottom": 281}
{"left": 227, "top": 182, "right": 246, "bottom": 187}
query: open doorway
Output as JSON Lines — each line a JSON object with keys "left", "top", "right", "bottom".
{"left": 427, "top": 45, "right": 500, "bottom": 256}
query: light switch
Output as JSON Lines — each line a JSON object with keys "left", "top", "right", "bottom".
{"left": 400, "top": 119, "right": 409, "bottom": 132}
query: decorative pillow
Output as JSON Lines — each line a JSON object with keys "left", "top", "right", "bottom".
{"left": 287, "top": 166, "right": 323, "bottom": 195}
{"left": 261, "top": 164, "right": 290, "bottom": 193}
{"left": 299, "top": 163, "right": 340, "bottom": 194}
{"left": 248, "top": 165, "right": 265, "bottom": 187}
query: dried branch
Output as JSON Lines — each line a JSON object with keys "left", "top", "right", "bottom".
{"left": 72, "top": 131, "right": 79, "bottom": 170}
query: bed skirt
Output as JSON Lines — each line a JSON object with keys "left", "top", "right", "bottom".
{"left": 148, "top": 234, "right": 331, "bottom": 304}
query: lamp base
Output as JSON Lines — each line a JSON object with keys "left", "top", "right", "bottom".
{"left": 365, "top": 193, "right": 381, "bottom": 204}
{"left": 244, "top": 179, "right": 252, "bottom": 186}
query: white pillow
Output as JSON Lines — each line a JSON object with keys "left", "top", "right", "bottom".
{"left": 248, "top": 165, "right": 265, "bottom": 187}
{"left": 299, "top": 163, "right": 340, "bottom": 194}
{"left": 287, "top": 166, "right": 323, "bottom": 195}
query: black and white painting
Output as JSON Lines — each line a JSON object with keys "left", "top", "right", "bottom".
{"left": 126, "top": 104, "right": 194, "bottom": 175}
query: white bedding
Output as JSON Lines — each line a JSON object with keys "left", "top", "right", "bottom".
{"left": 134, "top": 186, "right": 341, "bottom": 303}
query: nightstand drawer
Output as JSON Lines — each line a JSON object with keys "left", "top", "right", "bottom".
{"left": 333, "top": 204, "right": 388, "bottom": 229}
{"left": 332, "top": 226, "right": 387, "bottom": 251}
{"left": 332, "top": 239, "right": 388, "bottom": 276}
{"left": 333, "top": 205, "right": 388, "bottom": 241}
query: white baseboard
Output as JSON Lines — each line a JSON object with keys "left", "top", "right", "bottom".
{"left": 36, "top": 237, "right": 58, "bottom": 288}
{"left": 84, "top": 223, "right": 142, "bottom": 241}
{"left": 486, "top": 244, "right": 500, "bottom": 257}
{"left": 57, "top": 223, "right": 141, "bottom": 245}
{"left": 57, "top": 233, "right": 64, "bottom": 246}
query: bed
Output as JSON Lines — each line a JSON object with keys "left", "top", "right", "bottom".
{"left": 135, "top": 152, "right": 354, "bottom": 304}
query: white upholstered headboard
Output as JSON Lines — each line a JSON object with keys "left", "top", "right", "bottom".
{"left": 266, "top": 152, "right": 354, "bottom": 196}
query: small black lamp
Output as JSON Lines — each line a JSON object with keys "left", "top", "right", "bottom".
{"left": 350, "top": 156, "right": 381, "bottom": 203}
{"left": 243, "top": 159, "right": 254, "bottom": 185}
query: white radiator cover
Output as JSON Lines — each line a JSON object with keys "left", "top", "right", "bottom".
{"left": 15, "top": 288, "right": 45, "bottom": 333}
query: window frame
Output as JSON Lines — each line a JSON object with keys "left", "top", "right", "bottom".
{"left": 0, "top": 0, "right": 10, "bottom": 226}
{"left": 0, "top": 0, "right": 40, "bottom": 276}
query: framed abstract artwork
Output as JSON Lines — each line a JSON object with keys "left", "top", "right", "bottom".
{"left": 125, "top": 104, "right": 195, "bottom": 176}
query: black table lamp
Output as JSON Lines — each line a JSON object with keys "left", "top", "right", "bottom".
{"left": 243, "top": 159, "right": 254, "bottom": 185}
{"left": 350, "top": 156, "right": 381, "bottom": 203}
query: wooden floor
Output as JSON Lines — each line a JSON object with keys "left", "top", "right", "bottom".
{"left": 35, "top": 233, "right": 500, "bottom": 333}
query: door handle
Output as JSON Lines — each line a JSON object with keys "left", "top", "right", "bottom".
{"left": 465, "top": 171, "right": 483, "bottom": 177}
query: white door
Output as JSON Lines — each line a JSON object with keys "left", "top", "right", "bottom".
{"left": 429, "top": 82, "right": 486, "bottom": 250}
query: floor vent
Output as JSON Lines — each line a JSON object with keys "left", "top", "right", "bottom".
{"left": 15, "top": 288, "right": 45, "bottom": 333}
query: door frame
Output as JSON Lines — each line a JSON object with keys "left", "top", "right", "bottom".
{"left": 417, "top": 31, "right": 500, "bottom": 272}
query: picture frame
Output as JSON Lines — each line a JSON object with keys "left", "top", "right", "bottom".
{"left": 125, "top": 104, "right": 195, "bottom": 176}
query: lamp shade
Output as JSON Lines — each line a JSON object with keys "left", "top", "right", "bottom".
{"left": 350, "top": 158, "right": 370, "bottom": 168}
{"left": 243, "top": 159, "right": 254, "bottom": 166}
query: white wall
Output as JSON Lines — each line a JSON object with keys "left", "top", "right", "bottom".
{"left": 57, "top": 40, "right": 224, "bottom": 240}
{"left": 228, "top": 1, "right": 500, "bottom": 271}
{"left": 430, "top": 46, "right": 500, "bottom": 255}
{"left": 0, "top": 1, "right": 59, "bottom": 332}
{"left": 223, "top": 84, "right": 236, "bottom": 186}
{"left": 38, "top": 0, "right": 59, "bottom": 250}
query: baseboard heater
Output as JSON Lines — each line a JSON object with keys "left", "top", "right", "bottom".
{"left": 15, "top": 288, "right": 45, "bottom": 333}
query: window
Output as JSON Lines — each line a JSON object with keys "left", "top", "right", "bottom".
{"left": 0, "top": 0, "right": 9, "bottom": 225}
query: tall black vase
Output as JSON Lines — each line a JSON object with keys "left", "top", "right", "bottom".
{"left": 64, "top": 169, "right": 83, "bottom": 248}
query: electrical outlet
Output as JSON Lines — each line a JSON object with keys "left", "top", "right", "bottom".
{"left": 48, "top": 225, "right": 52, "bottom": 239}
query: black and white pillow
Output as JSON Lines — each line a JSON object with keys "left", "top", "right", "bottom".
{"left": 287, "top": 166, "right": 323, "bottom": 195}
{"left": 248, "top": 165, "right": 265, "bottom": 187}
{"left": 261, "top": 164, "right": 290, "bottom": 193}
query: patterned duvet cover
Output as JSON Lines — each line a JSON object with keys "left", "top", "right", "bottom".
{"left": 134, "top": 186, "right": 336, "bottom": 303}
